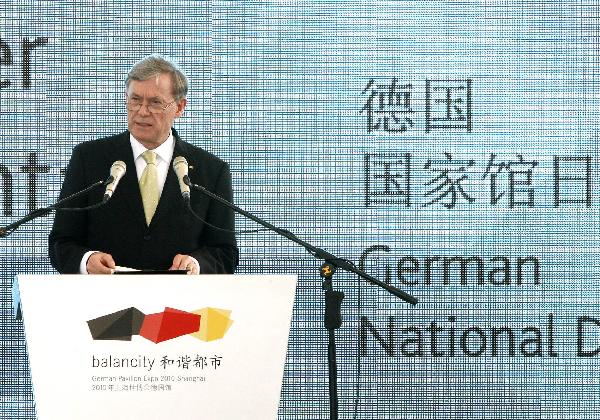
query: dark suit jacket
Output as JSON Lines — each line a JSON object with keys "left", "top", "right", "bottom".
{"left": 48, "top": 129, "right": 238, "bottom": 274}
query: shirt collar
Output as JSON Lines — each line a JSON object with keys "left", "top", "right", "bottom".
{"left": 130, "top": 132, "right": 175, "bottom": 164}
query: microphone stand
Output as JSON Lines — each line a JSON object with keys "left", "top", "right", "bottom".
{"left": 185, "top": 177, "right": 418, "bottom": 420}
{"left": 0, "top": 179, "right": 106, "bottom": 238}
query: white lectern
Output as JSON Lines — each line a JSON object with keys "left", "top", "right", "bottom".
{"left": 13, "top": 274, "right": 297, "bottom": 420}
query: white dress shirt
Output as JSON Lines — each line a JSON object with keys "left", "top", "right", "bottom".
{"left": 129, "top": 132, "right": 174, "bottom": 194}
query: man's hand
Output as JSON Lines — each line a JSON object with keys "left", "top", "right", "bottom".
{"left": 86, "top": 252, "right": 116, "bottom": 274}
{"left": 170, "top": 254, "right": 199, "bottom": 275}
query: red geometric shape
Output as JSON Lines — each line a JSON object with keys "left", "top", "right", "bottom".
{"left": 139, "top": 307, "right": 201, "bottom": 343}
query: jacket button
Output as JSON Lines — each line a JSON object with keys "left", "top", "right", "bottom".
{"left": 143, "top": 235, "right": 151, "bottom": 241}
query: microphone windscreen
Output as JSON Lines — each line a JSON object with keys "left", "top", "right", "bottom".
{"left": 173, "top": 156, "right": 191, "bottom": 199}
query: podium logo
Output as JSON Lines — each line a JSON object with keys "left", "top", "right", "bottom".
{"left": 87, "top": 307, "right": 233, "bottom": 343}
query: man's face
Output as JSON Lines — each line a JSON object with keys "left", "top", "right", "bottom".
{"left": 126, "top": 73, "right": 186, "bottom": 149}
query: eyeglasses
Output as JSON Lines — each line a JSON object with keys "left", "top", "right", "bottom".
{"left": 126, "top": 94, "right": 176, "bottom": 114}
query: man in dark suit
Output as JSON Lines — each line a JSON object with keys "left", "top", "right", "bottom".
{"left": 48, "top": 55, "right": 238, "bottom": 274}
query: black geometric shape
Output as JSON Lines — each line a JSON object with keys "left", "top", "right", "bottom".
{"left": 87, "top": 307, "right": 145, "bottom": 341}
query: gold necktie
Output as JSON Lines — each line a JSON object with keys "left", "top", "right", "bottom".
{"left": 140, "top": 150, "right": 159, "bottom": 225}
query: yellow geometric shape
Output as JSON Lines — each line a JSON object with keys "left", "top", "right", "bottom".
{"left": 190, "top": 307, "right": 233, "bottom": 342}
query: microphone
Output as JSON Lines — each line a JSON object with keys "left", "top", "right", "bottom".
{"left": 173, "top": 156, "right": 191, "bottom": 202}
{"left": 103, "top": 160, "right": 126, "bottom": 202}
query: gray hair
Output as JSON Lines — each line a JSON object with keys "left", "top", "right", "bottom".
{"left": 125, "top": 54, "right": 189, "bottom": 100}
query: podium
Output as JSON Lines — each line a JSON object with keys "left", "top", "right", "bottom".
{"left": 13, "top": 274, "right": 297, "bottom": 420}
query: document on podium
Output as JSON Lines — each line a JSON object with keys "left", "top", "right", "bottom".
{"left": 113, "top": 265, "right": 188, "bottom": 274}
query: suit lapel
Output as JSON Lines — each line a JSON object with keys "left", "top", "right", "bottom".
{"left": 109, "top": 132, "right": 147, "bottom": 228}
